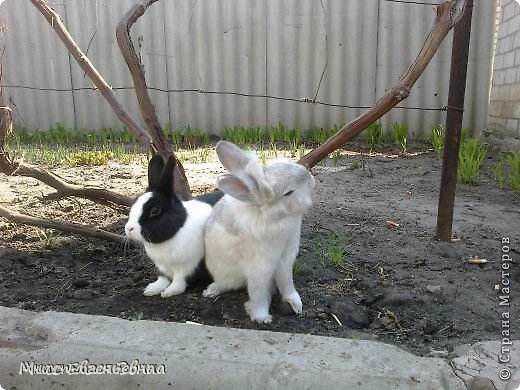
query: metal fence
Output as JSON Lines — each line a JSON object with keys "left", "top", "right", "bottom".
{"left": 0, "top": 0, "right": 498, "bottom": 136}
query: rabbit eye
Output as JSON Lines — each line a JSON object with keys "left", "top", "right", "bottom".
{"left": 283, "top": 190, "right": 294, "bottom": 197}
{"left": 149, "top": 207, "right": 162, "bottom": 218}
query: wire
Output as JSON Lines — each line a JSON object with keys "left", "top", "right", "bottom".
{"left": 380, "top": 0, "right": 443, "bottom": 5}
{"left": 1, "top": 84, "right": 448, "bottom": 112}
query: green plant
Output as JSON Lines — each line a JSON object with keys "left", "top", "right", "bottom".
{"left": 290, "top": 125, "right": 302, "bottom": 144}
{"left": 292, "top": 256, "right": 303, "bottom": 275}
{"left": 331, "top": 150, "right": 342, "bottom": 167}
{"left": 128, "top": 312, "right": 144, "bottom": 321}
{"left": 268, "top": 123, "right": 290, "bottom": 143}
{"left": 430, "top": 124, "right": 445, "bottom": 159}
{"left": 350, "top": 161, "right": 362, "bottom": 170}
{"left": 457, "top": 138, "right": 487, "bottom": 184}
{"left": 491, "top": 158, "right": 505, "bottom": 189}
{"left": 390, "top": 122, "right": 408, "bottom": 155}
{"left": 259, "top": 149, "right": 268, "bottom": 165}
{"left": 69, "top": 150, "right": 115, "bottom": 166}
{"left": 36, "top": 229, "right": 61, "bottom": 249}
{"left": 365, "top": 119, "right": 383, "bottom": 146}
{"left": 270, "top": 141, "right": 278, "bottom": 158}
{"left": 317, "top": 232, "right": 352, "bottom": 268}
{"left": 298, "top": 144, "right": 307, "bottom": 160}
{"left": 507, "top": 151, "right": 520, "bottom": 190}
{"left": 307, "top": 127, "right": 332, "bottom": 144}
{"left": 223, "top": 126, "right": 265, "bottom": 145}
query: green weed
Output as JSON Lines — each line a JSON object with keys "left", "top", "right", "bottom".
{"left": 298, "top": 144, "right": 307, "bottom": 160}
{"left": 350, "top": 161, "right": 362, "bottom": 170}
{"left": 268, "top": 123, "right": 289, "bottom": 143}
{"left": 292, "top": 256, "right": 303, "bottom": 275}
{"left": 317, "top": 232, "right": 352, "bottom": 268}
{"left": 127, "top": 312, "right": 144, "bottom": 321}
{"left": 365, "top": 119, "right": 383, "bottom": 146}
{"left": 390, "top": 122, "right": 408, "bottom": 155}
{"left": 491, "top": 158, "right": 505, "bottom": 189}
{"left": 507, "top": 151, "right": 520, "bottom": 190}
{"left": 69, "top": 150, "right": 115, "bottom": 166}
{"left": 307, "top": 127, "right": 333, "bottom": 144}
{"left": 457, "top": 138, "right": 487, "bottom": 185}
{"left": 430, "top": 124, "right": 445, "bottom": 159}
{"left": 223, "top": 126, "right": 265, "bottom": 145}
{"left": 331, "top": 150, "right": 342, "bottom": 167}
{"left": 36, "top": 229, "right": 61, "bottom": 249}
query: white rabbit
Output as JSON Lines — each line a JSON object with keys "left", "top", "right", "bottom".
{"left": 203, "top": 141, "right": 315, "bottom": 323}
{"left": 125, "top": 154, "right": 223, "bottom": 297}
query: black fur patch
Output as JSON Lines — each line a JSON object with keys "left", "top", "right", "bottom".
{"left": 138, "top": 193, "right": 187, "bottom": 244}
{"left": 156, "top": 259, "right": 211, "bottom": 285}
{"left": 195, "top": 190, "right": 224, "bottom": 206}
{"left": 186, "top": 259, "right": 212, "bottom": 285}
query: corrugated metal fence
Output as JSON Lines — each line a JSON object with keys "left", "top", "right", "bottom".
{"left": 0, "top": 0, "right": 497, "bottom": 136}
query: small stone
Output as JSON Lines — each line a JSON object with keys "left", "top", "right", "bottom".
{"left": 361, "top": 289, "right": 385, "bottom": 305}
{"left": 329, "top": 299, "right": 369, "bottom": 329}
{"left": 278, "top": 302, "right": 295, "bottom": 316}
{"left": 73, "top": 289, "right": 93, "bottom": 300}
{"left": 429, "top": 348, "right": 449, "bottom": 358}
{"left": 378, "top": 292, "right": 424, "bottom": 307}
{"left": 305, "top": 310, "right": 319, "bottom": 319}
{"left": 317, "top": 312, "right": 328, "bottom": 320}
{"left": 12, "top": 233, "right": 27, "bottom": 241}
{"left": 467, "top": 377, "right": 497, "bottom": 390}
{"left": 423, "top": 321, "right": 440, "bottom": 334}
{"left": 451, "top": 343, "right": 471, "bottom": 358}
{"left": 72, "top": 278, "right": 89, "bottom": 288}
{"left": 119, "top": 277, "right": 134, "bottom": 287}
{"left": 426, "top": 285, "right": 442, "bottom": 295}
{"left": 18, "top": 256, "right": 38, "bottom": 267}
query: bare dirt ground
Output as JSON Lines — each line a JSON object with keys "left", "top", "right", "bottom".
{"left": 1, "top": 142, "right": 518, "bottom": 357}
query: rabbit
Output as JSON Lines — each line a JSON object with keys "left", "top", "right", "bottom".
{"left": 202, "top": 141, "right": 315, "bottom": 323}
{"left": 125, "top": 154, "right": 223, "bottom": 297}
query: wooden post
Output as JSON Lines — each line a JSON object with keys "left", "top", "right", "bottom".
{"left": 435, "top": 0, "right": 473, "bottom": 241}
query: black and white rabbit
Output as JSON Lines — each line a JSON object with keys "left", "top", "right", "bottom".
{"left": 125, "top": 154, "right": 222, "bottom": 297}
{"left": 203, "top": 141, "right": 315, "bottom": 323}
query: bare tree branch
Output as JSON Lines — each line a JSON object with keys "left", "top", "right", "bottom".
{"left": 0, "top": 204, "right": 125, "bottom": 242}
{"left": 298, "top": 0, "right": 468, "bottom": 169}
{"left": 27, "top": 0, "right": 156, "bottom": 153}
{"left": 4, "top": 160, "right": 133, "bottom": 208}
{"left": 116, "top": 0, "right": 191, "bottom": 200}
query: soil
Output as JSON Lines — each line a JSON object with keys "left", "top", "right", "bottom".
{"left": 1, "top": 141, "right": 519, "bottom": 357}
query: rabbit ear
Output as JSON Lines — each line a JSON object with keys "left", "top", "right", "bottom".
{"left": 157, "top": 156, "right": 175, "bottom": 198}
{"left": 217, "top": 172, "right": 274, "bottom": 203}
{"left": 216, "top": 141, "right": 255, "bottom": 172}
{"left": 148, "top": 154, "right": 165, "bottom": 190}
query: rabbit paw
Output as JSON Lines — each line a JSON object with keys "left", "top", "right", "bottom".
{"left": 161, "top": 281, "right": 187, "bottom": 297}
{"left": 203, "top": 282, "right": 221, "bottom": 298}
{"left": 284, "top": 292, "right": 303, "bottom": 314}
{"left": 245, "top": 301, "right": 272, "bottom": 324}
{"left": 143, "top": 277, "right": 170, "bottom": 296}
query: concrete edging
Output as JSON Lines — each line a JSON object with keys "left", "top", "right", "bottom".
{"left": 0, "top": 306, "right": 515, "bottom": 389}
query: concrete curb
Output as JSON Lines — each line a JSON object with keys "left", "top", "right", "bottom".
{"left": 0, "top": 306, "right": 513, "bottom": 389}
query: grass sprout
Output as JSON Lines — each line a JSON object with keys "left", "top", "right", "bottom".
{"left": 457, "top": 138, "right": 487, "bottom": 185}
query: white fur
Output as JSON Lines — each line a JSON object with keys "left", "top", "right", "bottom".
{"left": 203, "top": 141, "right": 314, "bottom": 323}
{"left": 125, "top": 196, "right": 212, "bottom": 297}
